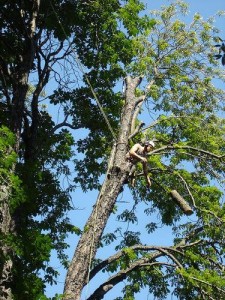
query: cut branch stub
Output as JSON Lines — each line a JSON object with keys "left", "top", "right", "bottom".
{"left": 170, "top": 190, "right": 193, "bottom": 216}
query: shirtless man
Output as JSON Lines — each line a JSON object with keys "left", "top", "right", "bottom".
{"left": 126, "top": 141, "right": 155, "bottom": 187}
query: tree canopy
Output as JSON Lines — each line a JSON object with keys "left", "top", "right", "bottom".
{"left": 1, "top": 0, "right": 225, "bottom": 299}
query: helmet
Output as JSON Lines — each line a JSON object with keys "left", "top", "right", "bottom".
{"left": 145, "top": 140, "right": 155, "bottom": 148}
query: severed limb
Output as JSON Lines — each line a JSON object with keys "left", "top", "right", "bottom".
{"left": 170, "top": 190, "right": 193, "bottom": 215}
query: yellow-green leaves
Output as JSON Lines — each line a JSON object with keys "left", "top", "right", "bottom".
{"left": 171, "top": 20, "right": 185, "bottom": 32}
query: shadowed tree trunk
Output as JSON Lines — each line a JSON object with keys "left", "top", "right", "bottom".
{"left": 0, "top": 78, "right": 30, "bottom": 300}
{"left": 0, "top": 2, "right": 40, "bottom": 299}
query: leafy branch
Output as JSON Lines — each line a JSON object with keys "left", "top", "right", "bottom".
{"left": 88, "top": 241, "right": 202, "bottom": 299}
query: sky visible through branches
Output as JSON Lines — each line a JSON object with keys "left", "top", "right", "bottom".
{"left": 44, "top": 1, "right": 225, "bottom": 299}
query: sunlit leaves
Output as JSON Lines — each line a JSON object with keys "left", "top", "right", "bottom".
{"left": 1, "top": 0, "right": 225, "bottom": 298}
{"left": 0, "top": 126, "right": 25, "bottom": 212}
{"left": 0, "top": 126, "right": 17, "bottom": 170}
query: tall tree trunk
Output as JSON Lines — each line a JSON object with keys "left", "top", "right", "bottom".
{"left": 0, "top": 183, "right": 13, "bottom": 300}
{"left": 0, "top": 2, "right": 40, "bottom": 298}
{"left": 0, "top": 142, "right": 16, "bottom": 300}
{"left": 64, "top": 76, "right": 144, "bottom": 300}
{"left": 0, "top": 67, "right": 30, "bottom": 300}
{"left": 0, "top": 65, "right": 28, "bottom": 300}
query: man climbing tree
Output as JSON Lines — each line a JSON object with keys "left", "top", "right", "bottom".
{"left": 126, "top": 141, "right": 155, "bottom": 187}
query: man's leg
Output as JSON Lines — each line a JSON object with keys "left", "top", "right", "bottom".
{"left": 142, "top": 162, "right": 151, "bottom": 187}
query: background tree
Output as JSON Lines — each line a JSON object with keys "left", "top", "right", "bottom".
{"left": 1, "top": 0, "right": 225, "bottom": 300}
{"left": 0, "top": 0, "right": 78, "bottom": 298}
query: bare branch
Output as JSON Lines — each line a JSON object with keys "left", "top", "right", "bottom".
{"left": 47, "top": 41, "right": 64, "bottom": 60}
{"left": 52, "top": 121, "right": 80, "bottom": 133}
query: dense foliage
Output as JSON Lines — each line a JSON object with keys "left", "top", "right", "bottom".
{"left": 1, "top": 0, "right": 225, "bottom": 299}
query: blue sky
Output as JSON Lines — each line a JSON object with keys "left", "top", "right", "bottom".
{"left": 45, "top": 1, "right": 225, "bottom": 299}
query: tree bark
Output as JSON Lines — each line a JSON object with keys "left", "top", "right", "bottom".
{"left": 64, "top": 76, "right": 144, "bottom": 300}
{"left": 0, "top": 2, "right": 41, "bottom": 298}
{"left": 0, "top": 144, "right": 16, "bottom": 300}
{"left": 0, "top": 182, "right": 14, "bottom": 300}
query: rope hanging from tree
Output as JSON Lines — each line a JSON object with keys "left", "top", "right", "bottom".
{"left": 50, "top": 1, "right": 117, "bottom": 141}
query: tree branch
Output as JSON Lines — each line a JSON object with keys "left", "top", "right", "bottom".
{"left": 150, "top": 145, "right": 225, "bottom": 160}
{"left": 189, "top": 275, "right": 225, "bottom": 294}
{"left": 89, "top": 241, "right": 200, "bottom": 282}
{"left": 140, "top": 115, "right": 190, "bottom": 133}
{"left": 87, "top": 261, "right": 164, "bottom": 300}
{"left": 52, "top": 121, "right": 80, "bottom": 133}
{"left": 88, "top": 240, "right": 203, "bottom": 299}
{"left": 89, "top": 245, "right": 161, "bottom": 281}
{"left": 88, "top": 251, "right": 184, "bottom": 300}
{"left": 129, "top": 121, "right": 145, "bottom": 140}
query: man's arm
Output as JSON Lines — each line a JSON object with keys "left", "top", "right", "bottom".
{"left": 129, "top": 144, "right": 147, "bottom": 162}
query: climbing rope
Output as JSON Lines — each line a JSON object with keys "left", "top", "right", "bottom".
{"left": 50, "top": 1, "right": 117, "bottom": 140}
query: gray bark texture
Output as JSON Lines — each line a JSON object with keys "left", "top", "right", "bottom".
{"left": 0, "top": 180, "right": 13, "bottom": 300}
{"left": 64, "top": 76, "right": 144, "bottom": 300}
